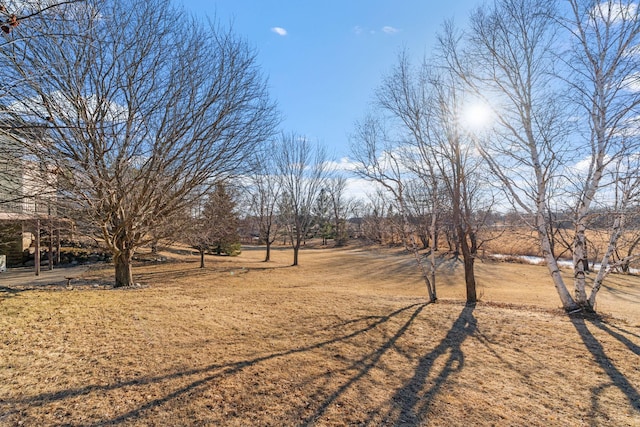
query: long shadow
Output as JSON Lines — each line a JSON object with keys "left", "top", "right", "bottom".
{"left": 588, "top": 318, "right": 640, "bottom": 356}
{"left": 3, "top": 303, "right": 425, "bottom": 425}
{"left": 601, "top": 283, "right": 640, "bottom": 305}
{"left": 132, "top": 263, "right": 291, "bottom": 284}
{"left": 384, "top": 304, "right": 477, "bottom": 426}
{"left": 299, "top": 303, "right": 428, "bottom": 425}
{"left": 608, "top": 322, "right": 640, "bottom": 340}
{"left": 0, "top": 286, "right": 23, "bottom": 300}
{"left": 570, "top": 314, "right": 640, "bottom": 420}
{"left": 0, "top": 286, "right": 22, "bottom": 294}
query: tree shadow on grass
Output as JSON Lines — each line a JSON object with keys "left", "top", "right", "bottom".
{"left": 0, "top": 286, "right": 23, "bottom": 300}
{"left": 589, "top": 319, "right": 640, "bottom": 356}
{"left": 378, "top": 303, "right": 477, "bottom": 426}
{"left": 298, "top": 303, "right": 428, "bottom": 425}
{"left": 601, "top": 282, "right": 640, "bottom": 305}
{"left": 2, "top": 303, "right": 429, "bottom": 426}
{"left": 607, "top": 322, "right": 640, "bottom": 340}
{"left": 570, "top": 314, "right": 640, "bottom": 423}
{"left": 132, "top": 263, "right": 291, "bottom": 284}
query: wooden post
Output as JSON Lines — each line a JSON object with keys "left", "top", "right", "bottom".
{"left": 48, "top": 219, "right": 54, "bottom": 271}
{"left": 35, "top": 218, "right": 40, "bottom": 276}
{"left": 56, "top": 227, "right": 61, "bottom": 265}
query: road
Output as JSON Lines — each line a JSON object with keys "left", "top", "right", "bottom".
{"left": 0, "top": 265, "right": 90, "bottom": 288}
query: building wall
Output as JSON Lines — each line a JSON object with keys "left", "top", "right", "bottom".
{"left": 0, "top": 134, "right": 58, "bottom": 266}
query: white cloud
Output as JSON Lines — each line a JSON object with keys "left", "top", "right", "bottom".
{"left": 344, "top": 176, "right": 379, "bottom": 201}
{"left": 9, "top": 90, "right": 127, "bottom": 123}
{"left": 271, "top": 27, "right": 288, "bottom": 36}
{"left": 622, "top": 73, "right": 640, "bottom": 92}
{"left": 353, "top": 25, "right": 364, "bottom": 35}
{"left": 382, "top": 26, "right": 400, "bottom": 34}
{"left": 7, "top": 0, "right": 96, "bottom": 18}
{"left": 324, "top": 157, "right": 359, "bottom": 172}
{"left": 591, "top": 2, "right": 638, "bottom": 25}
{"left": 623, "top": 44, "right": 640, "bottom": 58}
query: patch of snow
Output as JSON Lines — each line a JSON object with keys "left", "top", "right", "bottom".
{"left": 489, "top": 254, "right": 638, "bottom": 274}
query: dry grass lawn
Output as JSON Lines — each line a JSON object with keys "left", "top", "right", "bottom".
{"left": 1, "top": 243, "right": 639, "bottom": 426}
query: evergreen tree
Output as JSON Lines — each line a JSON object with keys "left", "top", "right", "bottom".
{"left": 204, "top": 185, "right": 241, "bottom": 257}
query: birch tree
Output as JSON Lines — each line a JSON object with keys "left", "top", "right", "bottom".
{"left": 559, "top": 0, "right": 640, "bottom": 309}
{"left": 588, "top": 154, "right": 640, "bottom": 306}
{"left": 442, "top": 0, "right": 580, "bottom": 310}
{"left": 0, "top": 0, "right": 277, "bottom": 286}
{"left": 442, "top": 0, "right": 640, "bottom": 312}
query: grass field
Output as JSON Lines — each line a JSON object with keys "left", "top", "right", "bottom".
{"left": 1, "top": 243, "right": 639, "bottom": 426}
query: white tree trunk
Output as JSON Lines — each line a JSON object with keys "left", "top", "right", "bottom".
{"left": 538, "top": 218, "right": 577, "bottom": 310}
{"left": 572, "top": 223, "right": 589, "bottom": 304}
{"left": 589, "top": 212, "right": 626, "bottom": 308}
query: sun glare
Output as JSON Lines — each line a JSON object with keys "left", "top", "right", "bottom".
{"left": 462, "top": 101, "right": 494, "bottom": 131}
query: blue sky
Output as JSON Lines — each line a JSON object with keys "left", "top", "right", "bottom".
{"left": 179, "top": 1, "right": 481, "bottom": 160}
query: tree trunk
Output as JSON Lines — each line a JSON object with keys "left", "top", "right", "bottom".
{"left": 429, "top": 209, "right": 438, "bottom": 301}
{"left": 419, "top": 233, "right": 429, "bottom": 249}
{"left": 199, "top": 248, "right": 205, "bottom": 268}
{"left": 264, "top": 241, "right": 271, "bottom": 262}
{"left": 572, "top": 226, "right": 589, "bottom": 306}
{"left": 291, "top": 225, "right": 303, "bottom": 266}
{"left": 292, "top": 241, "right": 300, "bottom": 266}
{"left": 538, "top": 224, "right": 577, "bottom": 311}
{"left": 433, "top": 226, "right": 439, "bottom": 251}
{"left": 459, "top": 227, "right": 476, "bottom": 304}
{"left": 463, "top": 255, "right": 476, "bottom": 303}
{"left": 114, "top": 252, "right": 134, "bottom": 287}
{"left": 588, "top": 214, "right": 624, "bottom": 309}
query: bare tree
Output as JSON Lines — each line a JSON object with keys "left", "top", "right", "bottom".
{"left": 0, "top": 0, "right": 83, "bottom": 38}
{"left": 375, "top": 52, "right": 493, "bottom": 304}
{"left": 427, "top": 71, "right": 490, "bottom": 304}
{"left": 275, "top": 132, "right": 330, "bottom": 266}
{"left": 351, "top": 114, "right": 438, "bottom": 302}
{"left": 0, "top": 0, "right": 277, "bottom": 286}
{"left": 182, "top": 202, "right": 213, "bottom": 269}
{"left": 247, "top": 144, "right": 282, "bottom": 262}
{"left": 325, "top": 175, "right": 356, "bottom": 246}
{"left": 359, "top": 190, "right": 392, "bottom": 244}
